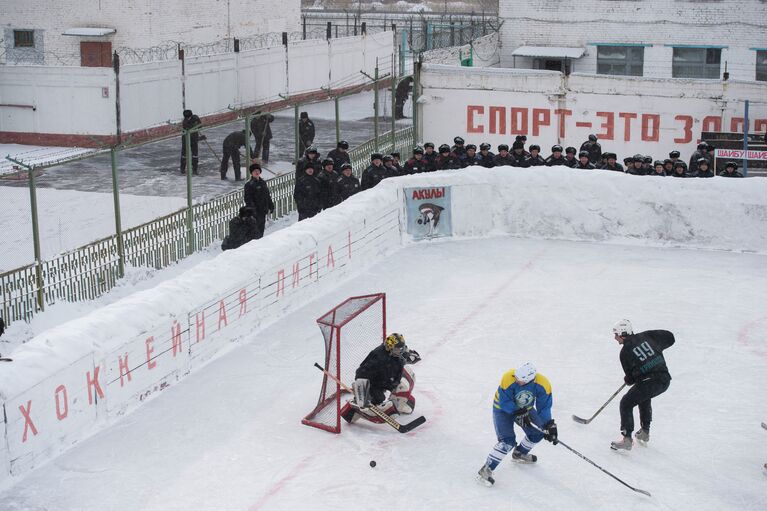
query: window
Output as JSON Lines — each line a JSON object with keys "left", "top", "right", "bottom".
{"left": 13, "top": 30, "right": 34, "bottom": 48}
{"left": 80, "top": 41, "right": 112, "bottom": 67}
{"left": 672, "top": 47, "right": 721, "bottom": 79}
{"left": 596, "top": 46, "right": 644, "bottom": 76}
{"left": 757, "top": 51, "right": 767, "bottom": 82}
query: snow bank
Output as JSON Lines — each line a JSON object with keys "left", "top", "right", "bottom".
{"left": 1, "top": 166, "right": 765, "bottom": 486}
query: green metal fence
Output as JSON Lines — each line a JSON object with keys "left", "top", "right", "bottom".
{"left": 0, "top": 125, "right": 415, "bottom": 325}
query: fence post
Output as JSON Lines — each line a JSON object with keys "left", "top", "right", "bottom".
{"left": 743, "top": 100, "right": 750, "bottom": 176}
{"left": 111, "top": 147, "right": 125, "bottom": 278}
{"left": 29, "top": 164, "right": 44, "bottom": 312}
{"left": 374, "top": 63, "right": 379, "bottom": 151}
{"left": 113, "top": 51, "right": 122, "bottom": 145}
{"left": 179, "top": 45, "right": 186, "bottom": 110}
{"left": 335, "top": 95, "right": 341, "bottom": 143}
{"left": 245, "top": 111, "right": 252, "bottom": 164}
{"left": 294, "top": 104, "right": 300, "bottom": 167}
{"left": 303, "top": 16, "right": 307, "bottom": 40}
{"left": 391, "top": 61, "right": 396, "bottom": 149}
{"left": 326, "top": 22, "right": 332, "bottom": 40}
{"left": 362, "top": 22, "right": 367, "bottom": 35}
{"left": 184, "top": 130, "right": 195, "bottom": 254}
{"left": 413, "top": 56, "right": 421, "bottom": 143}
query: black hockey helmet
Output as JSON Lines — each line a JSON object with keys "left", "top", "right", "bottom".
{"left": 529, "top": 144, "right": 541, "bottom": 152}
{"left": 551, "top": 145, "right": 563, "bottom": 153}
{"left": 579, "top": 150, "right": 590, "bottom": 158}
{"left": 424, "top": 142, "right": 435, "bottom": 149}
{"left": 337, "top": 140, "right": 349, "bottom": 149}
{"left": 453, "top": 136, "right": 465, "bottom": 145}
{"left": 322, "top": 158, "right": 334, "bottom": 167}
{"left": 480, "top": 143, "right": 491, "bottom": 151}
{"left": 565, "top": 146, "right": 577, "bottom": 155}
{"left": 384, "top": 333, "right": 406, "bottom": 355}
{"left": 498, "top": 144, "right": 509, "bottom": 152}
{"left": 439, "top": 144, "right": 451, "bottom": 153}
{"left": 413, "top": 146, "right": 424, "bottom": 155}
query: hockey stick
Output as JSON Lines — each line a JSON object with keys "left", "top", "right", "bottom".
{"left": 203, "top": 138, "right": 221, "bottom": 163}
{"left": 532, "top": 424, "right": 650, "bottom": 497}
{"left": 313, "top": 363, "right": 426, "bottom": 434}
{"left": 762, "top": 422, "right": 767, "bottom": 431}
{"left": 572, "top": 384, "right": 626, "bottom": 424}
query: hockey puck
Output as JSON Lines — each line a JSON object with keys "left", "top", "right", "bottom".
{"left": 369, "top": 460, "right": 376, "bottom": 468}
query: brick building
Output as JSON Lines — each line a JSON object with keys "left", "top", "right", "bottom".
{"left": 1, "top": 0, "right": 301, "bottom": 66}
{"left": 499, "top": 0, "right": 767, "bottom": 82}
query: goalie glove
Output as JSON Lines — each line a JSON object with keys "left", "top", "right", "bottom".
{"left": 351, "top": 378, "right": 371, "bottom": 409}
{"left": 403, "top": 349, "right": 421, "bottom": 365}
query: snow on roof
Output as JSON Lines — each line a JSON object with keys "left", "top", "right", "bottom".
{"left": 511, "top": 46, "right": 585, "bottom": 59}
{"left": 62, "top": 27, "right": 116, "bottom": 37}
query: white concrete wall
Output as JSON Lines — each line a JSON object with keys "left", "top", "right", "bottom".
{"left": 0, "top": 33, "right": 395, "bottom": 138}
{"left": 1, "top": 0, "right": 301, "bottom": 65}
{"left": 498, "top": 0, "right": 767, "bottom": 81}
{"left": 418, "top": 64, "right": 767, "bottom": 160}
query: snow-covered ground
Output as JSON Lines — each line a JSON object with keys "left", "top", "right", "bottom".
{"left": 0, "top": 168, "right": 765, "bottom": 510}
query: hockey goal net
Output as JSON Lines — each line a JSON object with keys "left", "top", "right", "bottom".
{"left": 302, "top": 293, "right": 386, "bottom": 433}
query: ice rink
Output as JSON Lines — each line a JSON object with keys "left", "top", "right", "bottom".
{"left": 1, "top": 236, "right": 765, "bottom": 511}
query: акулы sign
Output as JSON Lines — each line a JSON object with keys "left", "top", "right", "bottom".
{"left": 405, "top": 186, "right": 452, "bottom": 240}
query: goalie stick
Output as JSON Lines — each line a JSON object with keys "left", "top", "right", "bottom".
{"left": 572, "top": 384, "right": 626, "bottom": 424}
{"left": 313, "top": 363, "right": 426, "bottom": 434}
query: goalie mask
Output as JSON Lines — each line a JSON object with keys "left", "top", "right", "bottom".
{"left": 384, "top": 333, "right": 406, "bottom": 357}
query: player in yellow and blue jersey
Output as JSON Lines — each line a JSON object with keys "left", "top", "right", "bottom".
{"left": 477, "top": 362, "right": 558, "bottom": 486}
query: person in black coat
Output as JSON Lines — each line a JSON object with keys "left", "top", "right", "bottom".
{"left": 626, "top": 156, "right": 647, "bottom": 175}
{"left": 222, "top": 206, "right": 258, "bottom": 250}
{"left": 220, "top": 130, "right": 252, "bottom": 181}
{"left": 361, "top": 153, "right": 389, "bottom": 190}
{"left": 545, "top": 145, "right": 567, "bottom": 166}
{"left": 436, "top": 144, "right": 462, "bottom": 170}
{"left": 452, "top": 136, "right": 467, "bottom": 157}
{"left": 563, "top": 147, "right": 578, "bottom": 168}
{"left": 250, "top": 111, "right": 274, "bottom": 164}
{"left": 477, "top": 143, "right": 495, "bottom": 168}
{"left": 243, "top": 164, "right": 275, "bottom": 239}
{"left": 671, "top": 161, "right": 687, "bottom": 177}
{"left": 600, "top": 153, "right": 624, "bottom": 172}
{"left": 336, "top": 163, "right": 360, "bottom": 201}
{"left": 525, "top": 144, "right": 546, "bottom": 167}
{"left": 423, "top": 142, "right": 438, "bottom": 171}
{"left": 719, "top": 161, "right": 744, "bottom": 177}
{"left": 610, "top": 320, "right": 674, "bottom": 451}
{"left": 404, "top": 147, "right": 430, "bottom": 174}
{"left": 461, "top": 144, "right": 480, "bottom": 167}
{"left": 510, "top": 142, "right": 529, "bottom": 167}
{"left": 580, "top": 134, "right": 602, "bottom": 164}
{"left": 294, "top": 165, "right": 322, "bottom": 221}
{"left": 687, "top": 142, "right": 708, "bottom": 174}
{"left": 180, "top": 109, "right": 205, "bottom": 175}
{"left": 317, "top": 158, "right": 341, "bottom": 209}
{"left": 296, "top": 147, "right": 322, "bottom": 179}
{"left": 492, "top": 144, "right": 514, "bottom": 167}
{"left": 298, "top": 112, "right": 315, "bottom": 156}
{"left": 695, "top": 158, "right": 714, "bottom": 178}
{"left": 328, "top": 140, "right": 351, "bottom": 170}
{"left": 648, "top": 161, "right": 667, "bottom": 176}
{"left": 574, "top": 150, "right": 595, "bottom": 169}
{"left": 383, "top": 155, "right": 402, "bottom": 177}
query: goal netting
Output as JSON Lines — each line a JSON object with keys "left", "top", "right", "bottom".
{"left": 302, "top": 293, "right": 386, "bottom": 433}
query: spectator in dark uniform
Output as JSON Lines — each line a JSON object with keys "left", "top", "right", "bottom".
{"left": 337, "top": 163, "right": 360, "bottom": 201}
{"left": 391, "top": 152, "right": 404, "bottom": 175}
{"left": 294, "top": 165, "right": 322, "bottom": 221}
{"left": 525, "top": 145, "right": 546, "bottom": 166}
{"left": 243, "top": 164, "right": 275, "bottom": 239}
{"left": 626, "top": 155, "right": 647, "bottom": 175}
{"left": 361, "top": 153, "right": 389, "bottom": 191}
{"left": 510, "top": 142, "right": 529, "bottom": 167}
{"left": 695, "top": 158, "right": 714, "bottom": 178}
{"left": 250, "top": 111, "right": 274, "bottom": 164}
{"left": 668, "top": 150, "right": 682, "bottom": 167}
{"left": 461, "top": 144, "right": 480, "bottom": 167}
{"left": 719, "top": 161, "right": 744, "bottom": 177}
{"left": 600, "top": 153, "right": 624, "bottom": 172}
{"left": 671, "top": 161, "right": 687, "bottom": 177}
{"left": 296, "top": 147, "right": 322, "bottom": 179}
{"left": 436, "top": 144, "right": 462, "bottom": 170}
{"left": 492, "top": 144, "right": 514, "bottom": 167}
{"left": 563, "top": 147, "right": 578, "bottom": 168}
{"left": 545, "top": 145, "right": 566, "bottom": 166}
{"left": 299, "top": 112, "right": 315, "bottom": 156}
{"left": 649, "top": 161, "right": 667, "bottom": 176}
{"left": 705, "top": 144, "right": 716, "bottom": 166}
{"left": 383, "top": 155, "right": 402, "bottom": 177}
{"left": 318, "top": 158, "right": 341, "bottom": 209}
{"left": 222, "top": 206, "right": 258, "bottom": 251}
{"left": 328, "top": 140, "right": 351, "bottom": 170}
{"left": 180, "top": 109, "right": 204, "bottom": 175}
{"left": 220, "top": 130, "right": 252, "bottom": 181}
{"left": 515, "top": 135, "right": 530, "bottom": 156}
{"left": 478, "top": 143, "right": 495, "bottom": 168}
{"left": 423, "top": 142, "right": 438, "bottom": 171}
{"left": 452, "top": 136, "right": 467, "bottom": 157}
{"left": 580, "top": 134, "right": 602, "bottom": 164}
{"left": 575, "top": 150, "right": 595, "bottom": 169}
{"left": 642, "top": 156, "right": 653, "bottom": 174}
{"left": 688, "top": 142, "right": 708, "bottom": 174}
{"left": 404, "top": 146, "right": 429, "bottom": 174}
{"left": 663, "top": 159, "right": 674, "bottom": 175}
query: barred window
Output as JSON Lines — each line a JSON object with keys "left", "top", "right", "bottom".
{"left": 757, "top": 51, "right": 767, "bottom": 82}
{"left": 672, "top": 47, "right": 721, "bottom": 79}
{"left": 596, "top": 46, "right": 644, "bottom": 76}
{"left": 13, "top": 30, "right": 35, "bottom": 48}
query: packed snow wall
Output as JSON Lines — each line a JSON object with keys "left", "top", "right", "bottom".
{"left": 0, "top": 167, "right": 765, "bottom": 487}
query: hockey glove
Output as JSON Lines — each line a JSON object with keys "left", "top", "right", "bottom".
{"left": 404, "top": 349, "right": 421, "bottom": 364}
{"left": 543, "top": 419, "right": 558, "bottom": 445}
{"left": 513, "top": 409, "right": 532, "bottom": 428}
{"left": 624, "top": 375, "right": 635, "bottom": 386}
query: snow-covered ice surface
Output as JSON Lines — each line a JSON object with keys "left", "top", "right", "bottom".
{"left": 0, "top": 187, "right": 187, "bottom": 271}
{"left": 1, "top": 168, "right": 765, "bottom": 510}
{"left": 1, "top": 237, "right": 766, "bottom": 510}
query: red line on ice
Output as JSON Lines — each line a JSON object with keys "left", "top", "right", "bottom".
{"left": 248, "top": 455, "right": 313, "bottom": 511}
{"left": 736, "top": 315, "right": 767, "bottom": 358}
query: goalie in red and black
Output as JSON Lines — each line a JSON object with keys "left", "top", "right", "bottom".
{"left": 341, "top": 333, "right": 421, "bottom": 424}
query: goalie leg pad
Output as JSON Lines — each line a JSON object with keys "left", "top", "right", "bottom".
{"left": 352, "top": 378, "right": 370, "bottom": 409}
{"left": 391, "top": 366, "right": 416, "bottom": 414}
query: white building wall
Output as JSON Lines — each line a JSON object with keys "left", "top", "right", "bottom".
{"left": 1, "top": 0, "right": 301, "bottom": 63}
{"left": 498, "top": 0, "right": 767, "bottom": 81}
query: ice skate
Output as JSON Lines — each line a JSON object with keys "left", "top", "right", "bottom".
{"left": 511, "top": 448, "right": 537, "bottom": 463}
{"left": 635, "top": 428, "right": 650, "bottom": 443}
{"left": 476, "top": 464, "right": 495, "bottom": 486}
{"left": 611, "top": 435, "right": 633, "bottom": 451}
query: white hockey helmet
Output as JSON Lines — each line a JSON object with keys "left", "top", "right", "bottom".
{"left": 612, "top": 319, "right": 633, "bottom": 337}
{"left": 515, "top": 362, "right": 537, "bottom": 384}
